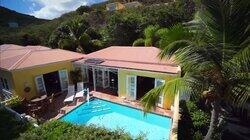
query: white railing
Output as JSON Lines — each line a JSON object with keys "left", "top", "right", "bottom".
{"left": 0, "top": 89, "right": 13, "bottom": 102}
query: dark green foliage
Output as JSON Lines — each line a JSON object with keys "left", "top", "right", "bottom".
{"left": 70, "top": 69, "right": 83, "bottom": 87}
{"left": 76, "top": 6, "right": 92, "bottom": 15}
{"left": 178, "top": 100, "right": 210, "bottom": 140}
{"left": 18, "top": 120, "right": 137, "bottom": 140}
{"left": 133, "top": 38, "right": 145, "bottom": 46}
{"left": 58, "top": 37, "right": 77, "bottom": 51}
{"left": 20, "top": 34, "right": 41, "bottom": 46}
{"left": 0, "top": 108, "right": 32, "bottom": 140}
{"left": 5, "top": 97, "right": 24, "bottom": 113}
{"left": 104, "top": 1, "right": 195, "bottom": 46}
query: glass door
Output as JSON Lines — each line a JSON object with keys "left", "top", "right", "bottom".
{"left": 103, "top": 68, "right": 109, "bottom": 88}
{"left": 59, "top": 69, "right": 69, "bottom": 91}
{"left": 126, "top": 75, "right": 137, "bottom": 100}
{"left": 155, "top": 79, "right": 165, "bottom": 107}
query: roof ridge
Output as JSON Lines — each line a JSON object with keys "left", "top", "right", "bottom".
{"left": 9, "top": 50, "right": 32, "bottom": 70}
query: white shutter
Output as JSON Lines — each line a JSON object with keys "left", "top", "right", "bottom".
{"left": 155, "top": 79, "right": 165, "bottom": 107}
{"left": 59, "top": 69, "right": 69, "bottom": 91}
{"left": 35, "top": 75, "right": 46, "bottom": 94}
{"left": 126, "top": 75, "right": 137, "bottom": 100}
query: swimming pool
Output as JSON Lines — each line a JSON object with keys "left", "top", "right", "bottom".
{"left": 61, "top": 98, "right": 172, "bottom": 140}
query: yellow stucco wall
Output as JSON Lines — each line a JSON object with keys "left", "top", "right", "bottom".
{"left": 11, "top": 61, "right": 74, "bottom": 100}
{"left": 118, "top": 69, "right": 177, "bottom": 109}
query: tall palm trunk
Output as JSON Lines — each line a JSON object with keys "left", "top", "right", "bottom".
{"left": 204, "top": 100, "right": 220, "bottom": 140}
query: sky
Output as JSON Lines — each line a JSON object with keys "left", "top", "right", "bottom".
{"left": 1, "top": 0, "right": 107, "bottom": 20}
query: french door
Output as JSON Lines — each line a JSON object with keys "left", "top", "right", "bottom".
{"left": 126, "top": 75, "right": 137, "bottom": 100}
{"left": 155, "top": 79, "right": 165, "bottom": 107}
{"left": 58, "top": 69, "right": 69, "bottom": 91}
{"left": 35, "top": 75, "right": 46, "bottom": 94}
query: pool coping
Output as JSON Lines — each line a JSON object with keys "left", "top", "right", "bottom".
{"left": 54, "top": 92, "right": 173, "bottom": 120}
{"left": 59, "top": 97, "right": 172, "bottom": 120}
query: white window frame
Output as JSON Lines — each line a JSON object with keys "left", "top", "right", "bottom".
{"left": 59, "top": 69, "right": 69, "bottom": 91}
{"left": 155, "top": 79, "right": 165, "bottom": 108}
{"left": 126, "top": 75, "right": 137, "bottom": 100}
{"left": 35, "top": 75, "right": 46, "bottom": 94}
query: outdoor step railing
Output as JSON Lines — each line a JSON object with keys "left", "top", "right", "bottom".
{"left": 0, "top": 89, "right": 13, "bottom": 103}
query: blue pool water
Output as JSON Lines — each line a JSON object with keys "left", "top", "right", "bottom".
{"left": 61, "top": 98, "right": 172, "bottom": 140}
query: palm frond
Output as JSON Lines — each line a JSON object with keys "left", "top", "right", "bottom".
{"left": 140, "top": 77, "right": 192, "bottom": 112}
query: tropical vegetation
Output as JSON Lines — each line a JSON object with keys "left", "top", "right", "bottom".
{"left": 0, "top": 0, "right": 195, "bottom": 54}
{"left": 140, "top": 0, "right": 249, "bottom": 139}
{"left": 18, "top": 120, "right": 142, "bottom": 140}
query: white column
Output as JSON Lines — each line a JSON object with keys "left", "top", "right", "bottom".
{"left": 92, "top": 67, "right": 96, "bottom": 91}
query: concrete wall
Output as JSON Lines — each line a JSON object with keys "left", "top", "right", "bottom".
{"left": 118, "top": 68, "right": 177, "bottom": 109}
{"left": 11, "top": 61, "right": 74, "bottom": 100}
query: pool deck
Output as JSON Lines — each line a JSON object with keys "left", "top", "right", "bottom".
{"left": 52, "top": 91, "right": 173, "bottom": 120}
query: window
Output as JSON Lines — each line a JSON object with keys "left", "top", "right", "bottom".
{"left": 0, "top": 77, "right": 10, "bottom": 90}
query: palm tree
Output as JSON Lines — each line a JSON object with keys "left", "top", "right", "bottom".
{"left": 140, "top": 0, "right": 249, "bottom": 139}
{"left": 49, "top": 17, "right": 103, "bottom": 53}
{"left": 133, "top": 25, "right": 160, "bottom": 46}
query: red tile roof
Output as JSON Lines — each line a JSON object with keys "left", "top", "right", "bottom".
{"left": 75, "top": 46, "right": 180, "bottom": 74}
{"left": 0, "top": 44, "right": 85, "bottom": 71}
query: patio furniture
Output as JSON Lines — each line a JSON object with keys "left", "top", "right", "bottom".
{"left": 63, "top": 85, "right": 75, "bottom": 103}
{"left": 75, "top": 82, "right": 84, "bottom": 99}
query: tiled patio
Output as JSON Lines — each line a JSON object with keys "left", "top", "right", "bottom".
{"left": 50, "top": 91, "right": 173, "bottom": 120}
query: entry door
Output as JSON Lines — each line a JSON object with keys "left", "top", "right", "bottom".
{"left": 126, "top": 75, "right": 137, "bottom": 100}
{"left": 35, "top": 75, "right": 46, "bottom": 95}
{"left": 59, "top": 69, "right": 69, "bottom": 91}
{"left": 155, "top": 79, "right": 165, "bottom": 107}
{"left": 103, "top": 69, "right": 109, "bottom": 88}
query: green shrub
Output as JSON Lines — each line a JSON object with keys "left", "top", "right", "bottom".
{"left": 6, "top": 96, "right": 24, "bottom": 113}
{"left": 18, "top": 120, "right": 142, "bottom": 140}
{"left": 0, "top": 108, "right": 32, "bottom": 139}
{"left": 178, "top": 100, "right": 210, "bottom": 140}
{"left": 193, "top": 131, "right": 203, "bottom": 140}
{"left": 191, "top": 110, "right": 210, "bottom": 132}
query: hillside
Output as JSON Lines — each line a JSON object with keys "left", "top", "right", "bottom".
{"left": 0, "top": 0, "right": 195, "bottom": 49}
{"left": 0, "top": 6, "right": 48, "bottom": 27}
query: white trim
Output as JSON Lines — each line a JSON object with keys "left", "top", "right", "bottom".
{"left": 59, "top": 69, "right": 69, "bottom": 91}
{"left": 126, "top": 75, "right": 137, "bottom": 100}
{"left": 35, "top": 75, "right": 46, "bottom": 94}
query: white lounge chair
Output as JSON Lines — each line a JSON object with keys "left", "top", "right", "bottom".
{"left": 64, "top": 85, "right": 75, "bottom": 103}
{"left": 75, "top": 82, "right": 84, "bottom": 99}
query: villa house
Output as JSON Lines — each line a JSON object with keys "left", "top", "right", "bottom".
{"left": 106, "top": 1, "right": 142, "bottom": 11}
{"left": 106, "top": 2, "right": 125, "bottom": 11}
{"left": 0, "top": 44, "right": 84, "bottom": 101}
{"left": 74, "top": 46, "right": 181, "bottom": 109}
